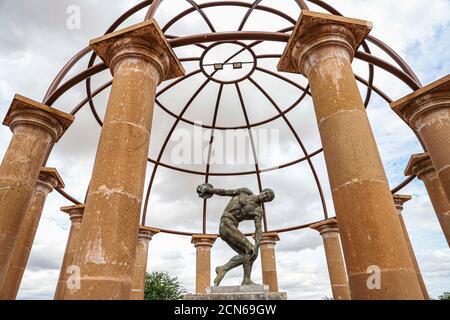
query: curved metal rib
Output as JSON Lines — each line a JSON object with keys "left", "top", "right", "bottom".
{"left": 141, "top": 78, "right": 212, "bottom": 225}
{"left": 248, "top": 77, "right": 328, "bottom": 219}
{"left": 202, "top": 85, "right": 223, "bottom": 233}
{"left": 162, "top": 1, "right": 296, "bottom": 33}
{"left": 236, "top": 83, "right": 268, "bottom": 231}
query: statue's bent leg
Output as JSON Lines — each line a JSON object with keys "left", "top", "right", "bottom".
{"left": 242, "top": 244, "right": 257, "bottom": 285}
{"left": 216, "top": 217, "right": 254, "bottom": 286}
{"left": 214, "top": 254, "right": 243, "bottom": 286}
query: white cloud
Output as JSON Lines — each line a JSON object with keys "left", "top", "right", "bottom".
{"left": 0, "top": 0, "right": 448, "bottom": 300}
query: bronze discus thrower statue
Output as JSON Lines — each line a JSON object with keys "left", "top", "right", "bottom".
{"left": 197, "top": 183, "right": 275, "bottom": 286}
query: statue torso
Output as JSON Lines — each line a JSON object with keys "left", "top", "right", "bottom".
{"left": 222, "top": 193, "right": 259, "bottom": 224}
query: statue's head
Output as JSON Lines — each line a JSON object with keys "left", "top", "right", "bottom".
{"left": 259, "top": 188, "right": 275, "bottom": 202}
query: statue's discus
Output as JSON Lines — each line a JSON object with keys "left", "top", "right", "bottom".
{"left": 197, "top": 183, "right": 214, "bottom": 199}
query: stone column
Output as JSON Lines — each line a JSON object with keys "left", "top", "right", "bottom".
{"left": 259, "top": 232, "right": 280, "bottom": 292}
{"left": 405, "top": 153, "right": 450, "bottom": 246}
{"left": 0, "top": 168, "right": 64, "bottom": 299}
{"left": 130, "top": 226, "right": 159, "bottom": 300}
{"left": 0, "top": 95, "right": 73, "bottom": 286}
{"left": 310, "top": 218, "right": 351, "bottom": 300}
{"left": 392, "top": 194, "right": 429, "bottom": 299}
{"left": 63, "top": 20, "right": 184, "bottom": 300}
{"left": 278, "top": 11, "right": 423, "bottom": 299}
{"left": 392, "top": 75, "right": 450, "bottom": 202}
{"left": 192, "top": 234, "right": 217, "bottom": 294}
{"left": 54, "top": 204, "right": 85, "bottom": 300}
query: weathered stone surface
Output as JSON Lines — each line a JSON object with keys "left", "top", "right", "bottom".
{"left": 130, "top": 226, "right": 159, "bottom": 300}
{"left": 392, "top": 194, "right": 429, "bottom": 299}
{"left": 392, "top": 75, "right": 450, "bottom": 203}
{"left": 192, "top": 234, "right": 217, "bottom": 294}
{"left": 278, "top": 11, "right": 423, "bottom": 299}
{"left": 90, "top": 19, "right": 185, "bottom": 81}
{"left": 405, "top": 153, "right": 450, "bottom": 247}
{"left": 259, "top": 233, "right": 279, "bottom": 293}
{"left": 310, "top": 218, "right": 350, "bottom": 300}
{"left": 184, "top": 285, "right": 287, "bottom": 300}
{"left": 0, "top": 96, "right": 73, "bottom": 288}
{"left": 54, "top": 204, "right": 85, "bottom": 300}
{"left": 63, "top": 20, "right": 183, "bottom": 300}
{"left": 0, "top": 168, "right": 63, "bottom": 299}
{"left": 278, "top": 10, "right": 372, "bottom": 75}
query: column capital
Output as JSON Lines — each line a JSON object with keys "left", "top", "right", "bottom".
{"left": 60, "top": 204, "right": 85, "bottom": 223}
{"left": 278, "top": 10, "right": 372, "bottom": 76}
{"left": 37, "top": 167, "right": 65, "bottom": 194}
{"left": 405, "top": 153, "right": 435, "bottom": 179}
{"left": 90, "top": 19, "right": 185, "bottom": 82}
{"left": 261, "top": 232, "right": 280, "bottom": 247}
{"left": 3, "top": 94, "right": 74, "bottom": 142}
{"left": 191, "top": 234, "right": 217, "bottom": 248}
{"left": 310, "top": 218, "right": 339, "bottom": 236}
{"left": 391, "top": 74, "right": 450, "bottom": 129}
{"left": 138, "top": 226, "right": 160, "bottom": 241}
{"left": 393, "top": 194, "right": 412, "bottom": 213}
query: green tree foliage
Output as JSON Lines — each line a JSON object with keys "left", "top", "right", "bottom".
{"left": 437, "top": 292, "right": 450, "bottom": 300}
{"left": 144, "top": 271, "right": 186, "bottom": 300}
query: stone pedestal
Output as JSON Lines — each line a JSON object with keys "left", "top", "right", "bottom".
{"left": 405, "top": 153, "right": 450, "bottom": 247}
{"left": 184, "top": 285, "right": 287, "bottom": 300}
{"left": 54, "top": 204, "right": 85, "bottom": 300}
{"left": 392, "top": 194, "right": 429, "bottom": 299}
{"left": 278, "top": 10, "right": 423, "bottom": 299}
{"left": 392, "top": 75, "right": 450, "bottom": 202}
{"left": 259, "top": 232, "right": 280, "bottom": 292}
{"left": 310, "top": 218, "right": 351, "bottom": 300}
{"left": 0, "top": 95, "right": 73, "bottom": 287}
{"left": 192, "top": 234, "right": 217, "bottom": 294}
{"left": 63, "top": 19, "right": 184, "bottom": 300}
{"left": 0, "top": 168, "right": 64, "bottom": 299}
{"left": 130, "top": 226, "right": 159, "bottom": 300}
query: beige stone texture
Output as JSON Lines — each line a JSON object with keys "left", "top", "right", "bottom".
{"left": 278, "top": 10, "right": 372, "bottom": 75}
{"left": 130, "top": 226, "right": 159, "bottom": 300}
{"left": 54, "top": 204, "right": 85, "bottom": 300}
{"left": 259, "top": 232, "right": 280, "bottom": 293}
{"left": 278, "top": 11, "right": 423, "bottom": 299}
{"left": 192, "top": 234, "right": 217, "bottom": 294}
{"left": 392, "top": 75, "right": 450, "bottom": 202}
{"left": 310, "top": 218, "right": 351, "bottom": 300}
{"left": 0, "top": 95, "right": 73, "bottom": 288}
{"left": 63, "top": 20, "right": 184, "bottom": 300}
{"left": 392, "top": 194, "right": 429, "bottom": 299}
{"left": 0, "top": 168, "right": 63, "bottom": 299}
{"left": 405, "top": 153, "right": 450, "bottom": 247}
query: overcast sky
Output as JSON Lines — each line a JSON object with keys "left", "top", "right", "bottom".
{"left": 0, "top": 0, "right": 449, "bottom": 300}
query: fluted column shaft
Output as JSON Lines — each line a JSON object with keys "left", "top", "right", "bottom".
{"left": 392, "top": 75, "right": 450, "bottom": 202}
{"left": 405, "top": 153, "right": 450, "bottom": 247}
{"left": 0, "top": 96, "right": 73, "bottom": 287}
{"left": 130, "top": 227, "right": 159, "bottom": 300}
{"left": 278, "top": 11, "right": 422, "bottom": 299}
{"left": 392, "top": 194, "right": 428, "bottom": 299}
{"left": 192, "top": 235, "right": 217, "bottom": 294}
{"left": 311, "top": 219, "right": 350, "bottom": 300}
{"left": 259, "top": 233, "right": 280, "bottom": 292}
{"left": 54, "top": 205, "right": 84, "bottom": 300}
{"left": 63, "top": 20, "right": 183, "bottom": 300}
{"left": 0, "top": 168, "right": 63, "bottom": 299}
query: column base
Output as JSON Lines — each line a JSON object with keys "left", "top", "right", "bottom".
{"left": 184, "top": 285, "right": 287, "bottom": 300}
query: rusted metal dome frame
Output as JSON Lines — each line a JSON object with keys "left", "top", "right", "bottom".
{"left": 40, "top": 0, "right": 425, "bottom": 237}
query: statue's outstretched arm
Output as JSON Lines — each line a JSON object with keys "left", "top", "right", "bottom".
{"left": 197, "top": 183, "right": 252, "bottom": 199}
{"left": 209, "top": 188, "right": 239, "bottom": 197}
